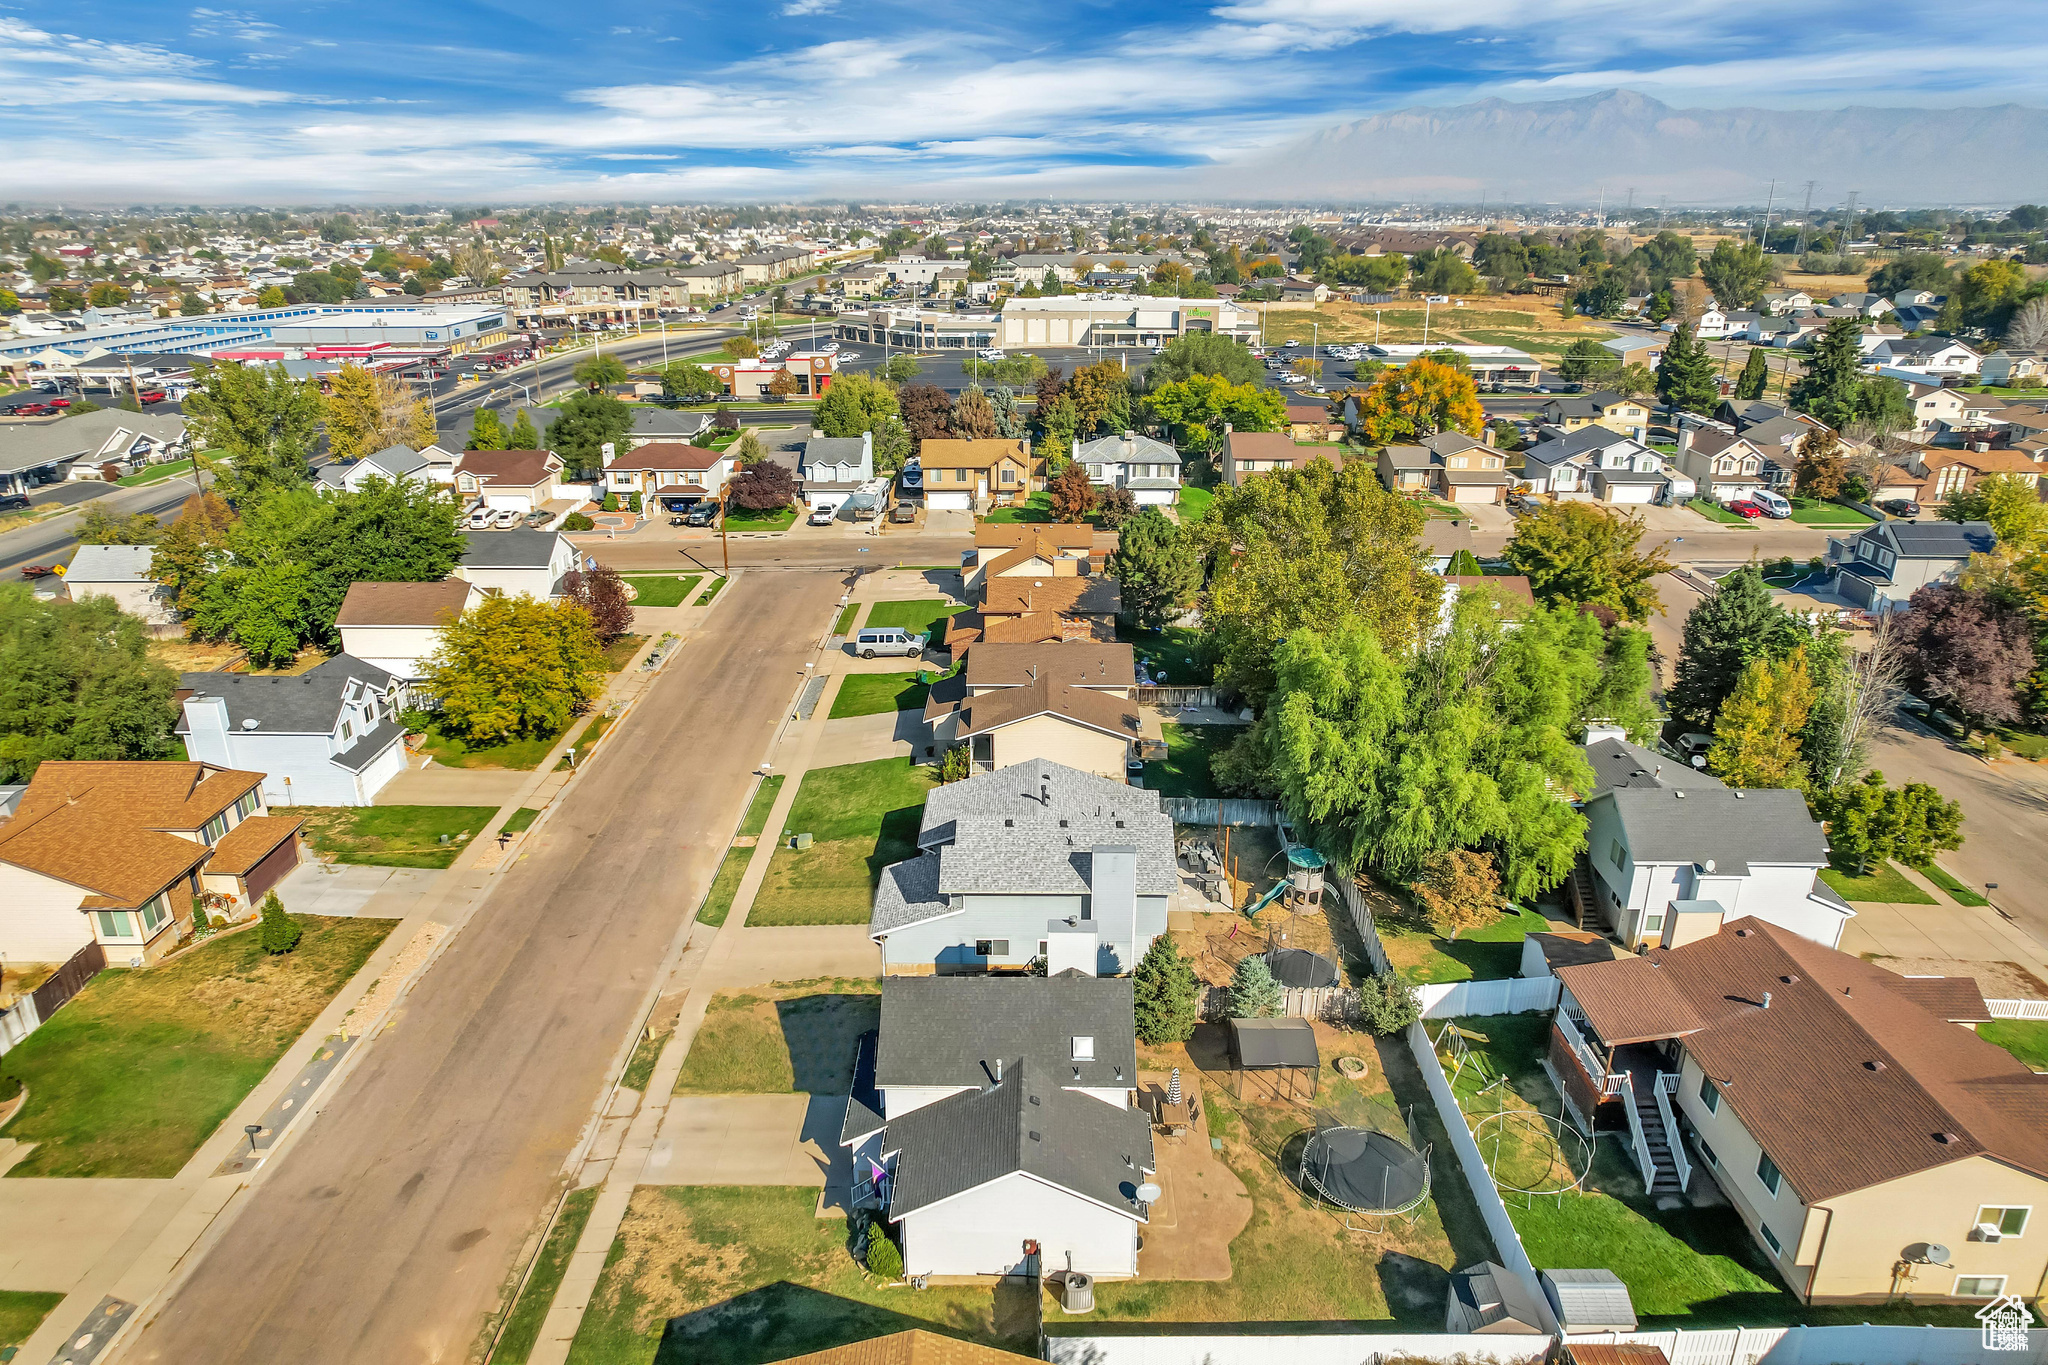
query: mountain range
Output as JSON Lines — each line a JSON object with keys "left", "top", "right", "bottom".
{"left": 1214, "top": 90, "right": 2048, "bottom": 207}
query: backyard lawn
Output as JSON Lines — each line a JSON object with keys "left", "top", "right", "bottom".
{"left": 295, "top": 805, "right": 500, "bottom": 869}
{"left": 494, "top": 1187, "right": 602, "bottom": 1365}
{"left": 413, "top": 722, "right": 562, "bottom": 771}
{"left": 1980, "top": 1019, "right": 2048, "bottom": 1071}
{"left": 979, "top": 492, "right": 1053, "bottom": 524}
{"left": 0, "top": 1291, "right": 64, "bottom": 1354}
{"left": 1117, "top": 621, "right": 1212, "bottom": 686}
{"left": 698, "top": 775, "right": 785, "bottom": 928}
{"left": 1143, "top": 723, "right": 1236, "bottom": 799}
{"left": 1378, "top": 895, "right": 1557, "bottom": 985}
{"left": 748, "top": 758, "right": 935, "bottom": 926}
{"left": 860, "top": 598, "right": 967, "bottom": 642}
{"left": 1175, "top": 485, "right": 1214, "bottom": 522}
{"left": 623, "top": 575, "right": 701, "bottom": 608}
{"left": 671, "top": 979, "right": 879, "bottom": 1095}
{"left": 1819, "top": 859, "right": 1936, "bottom": 905}
{"left": 1, "top": 915, "right": 396, "bottom": 1178}
{"left": 827, "top": 669, "right": 942, "bottom": 721}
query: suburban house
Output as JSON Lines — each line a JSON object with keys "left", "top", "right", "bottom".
{"left": 1539, "top": 390, "right": 1651, "bottom": 442}
{"left": 1521, "top": 426, "right": 1687, "bottom": 504}
{"left": 1828, "top": 292, "right": 1894, "bottom": 317}
{"left": 1376, "top": 431, "right": 1509, "bottom": 504}
{"left": 453, "top": 448, "right": 565, "bottom": 513}
{"left": 1284, "top": 401, "right": 1336, "bottom": 440}
{"left": 0, "top": 409, "right": 189, "bottom": 496}
{"left": 454, "top": 528, "right": 579, "bottom": 598}
{"left": 963, "top": 523, "right": 1095, "bottom": 592}
{"left": 1551, "top": 921, "right": 2048, "bottom": 1304}
{"left": 1278, "top": 277, "right": 1330, "bottom": 303}
{"left": 601, "top": 441, "right": 741, "bottom": 511}
{"left": 919, "top": 437, "right": 1041, "bottom": 511}
{"left": 1868, "top": 337, "right": 1981, "bottom": 380}
{"left": 1979, "top": 349, "right": 2043, "bottom": 388}
{"left": 179, "top": 654, "right": 409, "bottom": 807}
{"left": 1826, "top": 519, "right": 1995, "bottom": 614}
{"left": 0, "top": 760, "right": 303, "bottom": 967}
{"left": 334, "top": 579, "right": 482, "bottom": 683}
{"left": 1874, "top": 448, "right": 2041, "bottom": 506}
{"left": 622, "top": 408, "right": 714, "bottom": 448}
{"left": 316, "top": 442, "right": 457, "bottom": 493}
{"left": 1570, "top": 731, "right": 1849, "bottom": 950}
{"left": 63, "top": 544, "right": 176, "bottom": 630}
{"left": 1221, "top": 429, "right": 1343, "bottom": 486}
{"left": 1762, "top": 289, "right": 1815, "bottom": 312}
{"left": 1419, "top": 518, "right": 1476, "bottom": 572}
{"left": 924, "top": 643, "right": 1141, "bottom": 780}
{"left": 869, "top": 759, "right": 1173, "bottom": 975}
{"left": 839, "top": 974, "right": 1155, "bottom": 1279}
{"left": 797, "top": 433, "right": 874, "bottom": 511}
{"left": 945, "top": 573, "right": 1121, "bottom": 652}
{"left": 1072, "top": 432, "right": 1182, "bottom": 506}
{"left": 1675, "top": 426, "right": 1769, "bottom": 505}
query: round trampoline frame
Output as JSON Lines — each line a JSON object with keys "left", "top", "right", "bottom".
{"left": 1471, "top": 1107, "right": 1595, "bottom": 1207}
{"left": 1263, "top": 946, "right": 1341, "bottom": 990}
{"left": 1297, "top": 1126, "right": 1433, "bottom": 1231}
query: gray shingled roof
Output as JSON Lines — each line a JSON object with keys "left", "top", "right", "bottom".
{"left": 179, "top": 654, "right": 396, "bottom": 734}
{"left": 1600, "top": 785, "right": 1827, "bottom": 875}
{"left": 870, "top": 850, "right": 948, "bottom": 935}
{"left": 1870, "top": 519, "right": 1995, "bottom": 559}
{"left": 1584, "top": 737, "right": 1724, "bottom": 796}
{"left": 459, "top": 528, "right": 567, "bottom": 569}
{"left": 883, "top": 1058, "right": 1154, "bottom": 1219}
{"left": 918, "top": 761, "right": 1173, "bottom": 897}
{"left": 332, "top": 717, "right": 405, "bottom": 772}
{"left": 876, "top": 975, "right": 1137, "bottom": 1091}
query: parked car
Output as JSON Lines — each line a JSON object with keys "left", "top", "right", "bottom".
{"left": 1730, "top": 501, "right": 1767, "bottom": 519}
{"left": 853, "top": 627, "right": 926, "bottom": 660}
{"left": 44, "top": 397, "right": 70, "bottom": 409}
{"left": 684, "top": 500, "right": 721, "bottom": 527}
{"left": 11, "top": 402, "right": 55, "bottom": 416}
{"left": 0, "top": 493, "right": 31, "bottom": 512}
{"left": 1506, "top": 493, "right": 1539, "bottom": 516}
{"left": 523, "top": 509, "right": 553, "bottom": 527}
{"left": 889, "top": 501, "right": 917, "bottom": 523}
{"left": 138, "top": 388, "right": 169, "bottom": 404}
{"left": 809, "top": 504, "right": 838, "bottom": 526}
{"left": 467, "top": 507, "right": 494, "bottom": 529}
{"left": 492, "top": 507, "right": 522, "bottom": 528}
{"left": 1748, "top": 489, "right": 1792, "bottom": 518}
{"left": 1878, "top": 498, "right": 1921, "bottom": 516}
{"left": 1282, "top": 339, "right": 1301, "bottom": 348}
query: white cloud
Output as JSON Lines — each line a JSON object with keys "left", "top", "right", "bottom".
{"left": 781, "top": 0, "right": 840, "bottom": 14}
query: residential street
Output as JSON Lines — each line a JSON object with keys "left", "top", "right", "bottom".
{"left": 121, "top": 569, "right": 845, "bottom": 1365}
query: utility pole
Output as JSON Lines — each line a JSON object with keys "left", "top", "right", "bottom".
{"left": 1843, "top": 191, "right": 1861, "bottom": 245}
{"left": 1596, "top": 186, "right": 1606, "bottom": 230}
{"left": 1759, "top": 180, "right": 1779, "bottom": 253}
{"left": 1792, "top": 181, "right": 1818, "bottom": 259}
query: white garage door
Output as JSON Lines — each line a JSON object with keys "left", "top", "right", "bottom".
{"left": 483, "top": 494, "right": 534, "bottom": 512}
{"left": 1604, "top": 484, "right": 1656, "bottom": 505}
{"left": 927, "top": 491, "right": 971, "bottom": 510}
{"left": 1448, "top": 483, "right": 1498, "bottom": 504}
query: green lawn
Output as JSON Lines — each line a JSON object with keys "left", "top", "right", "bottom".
{"left": 558, "top": 714, "right": 614, "bottom": 770}
{"left": 726, "top": 506, "right": 797, "bottom": 531}
{"left": 698, "top": 775, "right": 785, "bottom": 927}
{"left": 1143, "top": 723, "right": 1236, "bottom": 799}
{"left": 116, "top": 458, "right": 198, "bottom": 487}
{"left": 623, "top": 574, "right": 701, "bottom": 607}
{"left": 2, "top": 916, "right": 395, "bottom": 1178}
{"left": 494, "top": 1187, "right": 602, "bottom": 1365}
{"left": 565, "top": 1186, "right": 1021, "bottom": 1365}
{"left": 672, "top": 979, "right": 879, "bottom": 1095}
{"left": 1910, "top": 860, "right": 1990, "bottom": 906}
{"left": 979, "top": 492, "right": 1053, "bottom": 524}
{"left": 295, "top": 805, "right": 500, "bottom": 869}
{"left": 1980, "top": 1019, "right": 2048, "bottom": 1071}
{"left": 0, "top": 1291, "right": 65, "bottom": 1354}
{"left": 1117, "top": 620, "right": 1213, "bottom": 686}
{"left": 413, "top": 722, "right": 561, "bottom": 771}
{"left": 1379, "top": 894, "right": 1556, "bottom": 984}
{"left": 749, "top": 757, "right": 934, "bottom": 925}
{"left": 601, "top": 634, "right": 648, "bottom": 671}
{"left": 831, "top": 602, "right": 859, "bottom": 636}
{"left": 1688, "top": 497, "right": 1751, "bottom": 526}
{"left": 1819, "top": 859, "right": 1936, "bottom": 904}
{"left": 1788, "top": 498, "right": 1874, "bottom": 527}
{"left": 501, "top": 807, "right": 542, "bottom": 836}
{"left": 695, "top": 578, "right": 727, "bottom": 606}
{"left": 860, "top": 598, "right": 966, "bottom": 641}
{"left": 1175, "top": 485, "right": 1214, "bottom": 523}
{"left": 827, "top": 669, "right": 940, "bottom": 720}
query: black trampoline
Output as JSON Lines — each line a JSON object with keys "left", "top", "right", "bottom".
{"left": 1264, "top": 947, "right": 1340, "bottom": 989}
{"left": 1299, "top": 1120, "right": 1432, "bottom": 1230}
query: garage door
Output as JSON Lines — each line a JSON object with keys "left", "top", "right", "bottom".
{"left": 1448, "top": 483, "right": 1498, "bottom": 504}
{"left": 1604, "top": 484, "right": 1656, "bottom": 504}
{"left": 927, "top": 491, "right": 971, "bottom": 510}
{"left": 243, "top": 834, "right": 301, "bottom": 903}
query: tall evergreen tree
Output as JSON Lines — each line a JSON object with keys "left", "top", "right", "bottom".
{"left": 1132, "top": 935, "right": 1199, "bottom": 1044}
{"left": 1107, "top": 508, "right": 1202, "bottom": 630}
{"left": 1789, "top": 316, "right": 1866, "bottom": 429}
{"left": 1667, "top": 567, "right": 1802, "bottom": 731}
{"left": 1735, "top": 346, "right": 1770, "bottom": 401}
{"left": 1654, "top": 325, "right": 1719, "bottom": 414}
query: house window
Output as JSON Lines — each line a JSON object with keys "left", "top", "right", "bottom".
{"left": 202, "top": 813, "right": 228, "bottom": 844}
{"left": 1699, "top": 1075, "right": 1720, "bottom": 1113}
{"left": 1642, "top": 914, "right": 1664, "bottom": 937}
{"left": 95, "top": 910, "right": 135, "bottom": 940}
{"left": 1956, "top": 1276, "right": 2008, "bottom": 1299}
{"left": 975, "top": 938, "right": 1008, "bottom": 958}
{"left": 341, "top": 720, "right": 353, "bottom": 742}
{"left": 1610, "top": 839, "right": 1625, "bottom": 871}
{"left": 139, "top": 893, "right": 169, "bottom": 935}
{"left": 1071, "top": 1036, "right": 1095, "bottom": 1060}
{"left": 1978, "top": 1206, "right": 2030, "bottom": 1238}
{"left": 1760, "top": 1222, "right": 1783, "bottom": 1255}
{"left": 235, "top": 792, "right": 260, "bottom": 820}
{"left": 958, "top": 468, "right": 970, "bottom": 483}
{"left": 1698, "top": 1137, "right": 1719, "bottom": 1168}
{"left": 1756, "top": 1150, "right": 1783, "bottom": 1197}
{"left": 1001, "top": 467, "right": 1016, "bottom": 486}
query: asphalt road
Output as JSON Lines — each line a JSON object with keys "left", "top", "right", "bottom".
{"left": 124, "top": 569, "right": 845, "bottom": 1365}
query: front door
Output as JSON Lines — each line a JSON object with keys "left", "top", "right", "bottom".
{"left": 976, "top": 475, "right": 988, "bottom": 501}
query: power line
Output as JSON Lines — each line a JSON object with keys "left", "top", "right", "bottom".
{"left": 1843, "top": 191, "right": 1860, "bottom": 244}
{"left": 1792, "top": 181, "right": 1818, "bottom": 258}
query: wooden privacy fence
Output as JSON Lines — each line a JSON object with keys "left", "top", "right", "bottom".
{"left": 1160, "top": 797, "right": 1278, "bottom": 827}
{"left": 1200, "top": 984, "right": 1354, "bottom": 1023}
{"left": 1136, "top": 685, "right": 1221, "bottom": 708}
{"left": 0, "top": 940, "right": 106, "bottom": 1059}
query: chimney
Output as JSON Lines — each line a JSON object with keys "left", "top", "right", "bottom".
{"left": 1482, "top": 425, "right": 1495, "bottom": 447}
{"left": 1089, "top": 845, "right": 1138, "bottom": 962}
{"left": 1677, "top": 425, "right": 1692, "bottom": 457}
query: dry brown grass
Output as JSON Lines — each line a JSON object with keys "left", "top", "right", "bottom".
{"left": 146, "top": 639, "right": 329, "bottom": 675}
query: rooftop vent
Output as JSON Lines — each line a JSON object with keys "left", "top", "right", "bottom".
{"left": 1780, "top": 974, "right": 1799, "bottom": 985}
{"left": 1734, "top": 790, "right": 1745, "bottom": 798}
{"left": 1674, "top": 790, "right": 1686, "bottom": 799}
{"left": 1864, "top": 1060, "right": 1886, "bottom": 1072}
{"left": 1935, "top": 1132, "right": 1959, "bottom": 1145}
{"left": 240, "top": 718, "right": 259, "bottom": 730}
{"left": 1735, "top": 928, "right": 1751, "bottom": 937}
{"left": 1762, "top": 991, "right": 1773, "bottom": 1009}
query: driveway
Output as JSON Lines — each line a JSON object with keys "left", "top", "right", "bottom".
{"left": 642, "top": 1094, "right": 851, "bottom": 1188}
{"left": 372, "top": 763, "right": 532, "bottom": 807}
{"left": 270, "top": 863, "right": 445, "bottom": 919}
{"left": 0, "top": 1181, "right": 165, "bottom": 1294}
{"left": 814, "top": 708, "right": 932, "bottom": 767}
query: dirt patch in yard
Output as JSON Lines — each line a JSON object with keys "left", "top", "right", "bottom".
{"left": 1869, "top": 957, "right": 2048, "bottom": 1002}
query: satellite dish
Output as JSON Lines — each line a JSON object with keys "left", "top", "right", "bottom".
{"left": 1926, "top": 1244, "right": 1951, "bottom": 1264}
{"left": 1904, "top": 1242, "right": 1951, "bottom": 1265}
{"left": 1690, "top": 755, "right": 1707, "bottom": 769}
{"left": 1135, "top": 1182, "right": 1162, "bottom": 1204}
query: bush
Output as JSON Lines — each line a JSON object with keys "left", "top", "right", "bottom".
{"left": 601, "top": 493, "right": 619, "bottom": 513}
{"left": 937, "top": 743, "right": 972, "bottom": 784}
{"left": 863, "top": 1224, "right": 903, "bottom": 1279}
{"left": 627, "top": 493, "right": 642, "bottom": 514}
{"left": 1356, "top": 972, "right": 1420, "bottom": 1035}
{"left": 257, "top": 890, "right": 302, "bottom": 955}
{"left": 562, "top": 512, "right": 595, "bottom": 531}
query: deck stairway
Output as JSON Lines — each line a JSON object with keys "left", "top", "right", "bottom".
{"left": 1614, "top": 1044, "right": 1683, "bottom": 1195}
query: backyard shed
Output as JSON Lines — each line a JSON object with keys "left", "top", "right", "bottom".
{"left": 1445, "top": 1260, "right": 1548, "bottom": 1334}
{"left": 1540, "top": 1268, "right": 1638, "bottom": 1334}
{"left": 1226, "top": 1016, "right": 1320, "bottom": 1103}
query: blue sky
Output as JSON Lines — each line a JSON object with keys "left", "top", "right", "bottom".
{"left": 3, "top": 0, "right": 2044, "bottom": 203}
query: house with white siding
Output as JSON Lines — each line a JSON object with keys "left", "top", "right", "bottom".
{"left": 1072, "top": 432, "right": 1182, "bottom": 506}
{"left": 840, "top": 974, "right": 1155, "bottom": 1280}
{"left": 63, "top": 544, "right": 177, "bottom": 630}
{"left": 335, "top": 579, "right": 482, "bottom": 683}
{"left": 453, "top": 528, "right": 579, "bottom": 599}
{"left": 178, "top": 654, "right": 408, "bottom": 807}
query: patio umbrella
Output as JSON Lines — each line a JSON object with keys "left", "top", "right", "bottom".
{"left": 1167, "top": 1067, "right": 1182, "bottom": 1106}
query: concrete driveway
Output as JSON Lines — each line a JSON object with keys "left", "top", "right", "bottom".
{"left": 642, "top": 1094, "right": 852, "bottom": 1188}
{"left": 814, "top": 708, "right": 933, "bottom": 767}
{"left": 372, "top": 763, "right": 531, "bottom": 807}
{"left": 270, "top": 863, "right": 445, "bottom": 919}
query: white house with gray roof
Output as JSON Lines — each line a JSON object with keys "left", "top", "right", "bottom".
{"left": 0, "top": 408, "right": 188, "bottom": 496}
{"left": 870, "top": 760, "right": 1174, "bottom": 976}
{"left": 315, "top": 442, "right": 457, "bottom": 494}
{"left": 1574, "top": 731, "right": 1848, "bottom": 950}
{"left": 453, "top": 528, "right": 578, "bottom": 599}
{"left": 64, "top": 544, "right": 176, "bottom": 629}
{"left": 840, "top": 974, "right": 1155, "bottom": 1279}
{"left": 177, "top": 655, "right": 407, "bottom": 806}
{"left": 797, "top": 432, "right": 873, "bottom": 510}
{"left": 1072, "top": 432, "right": 1181, "bottom": 506}
{"left": 1826, "top": 518, "right": 1995, "bottom": 614}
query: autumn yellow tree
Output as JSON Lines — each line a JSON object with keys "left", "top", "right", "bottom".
{"left": 325, "top": 364, "right": 435, "bottom": 462}
{"left": 1357, "top": 358, "right": 1483, "bottom": 445}
{"left": 1706, "top": 648, "right": 1816, "bottom": 790}
{"left": 1410, "top": 849, "right": 1504, "bottom": 940}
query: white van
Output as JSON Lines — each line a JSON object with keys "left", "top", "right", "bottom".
{"left": 1750, "top": 489, "right": 1792, "bottom": 519}
{"left": 853, "top": 627, "right": 926, "bottom": 660}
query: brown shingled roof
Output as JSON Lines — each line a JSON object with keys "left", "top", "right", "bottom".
{"left": 207, "top": 815, "right": 304, "bottom": 877}
{"left": 335, "top": 579, "right": 475, "bottom": 627}
{"left": 773, "top": 1329, "right": 1037, "bottom": 1365}
{"left": 0, "top": 762, "right": 253, "bottom": 904}
{"left": 975, "top": 522, "right": 1093, "bottom": 551}
{"left": 1558, "top": 922, "right": 2042, "bottom": 1201}
{"left": 960, "top": 675, "right": 1142, "bottom": 741}
{"left": 982, "top": 575, "right": 1120, "bottom": 619}
{"left": 962, "top": 641, "right": 1136, "bottom": 690}
{"left": 453, "top": 449, "right": 562, "bottom": 487}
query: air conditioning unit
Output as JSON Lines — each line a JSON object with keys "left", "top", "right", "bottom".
{"left": 1974, "top": 1222, "right": 2004, "bottom": 1243}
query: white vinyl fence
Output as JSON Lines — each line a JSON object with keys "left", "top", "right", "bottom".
{"left": 1416, "top": 975, "right": 1560, "bottom": 1019}
{"left": 0, "top": 994, "right": 39, "bottom": 1058}
{"left": 1986, "top": 998, "right": 2048, "bottom": 1020}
